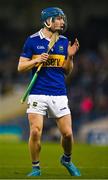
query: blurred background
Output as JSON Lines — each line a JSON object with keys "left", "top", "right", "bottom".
{"left": 0, "top": 0, "right": 108, "bottom": 144}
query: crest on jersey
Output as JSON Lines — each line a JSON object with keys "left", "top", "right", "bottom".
{"left": 32, "top": 102, "right": 38, "bottom": 108}
{"left": 59, "top": 45, "right": 64, "bottom": 52}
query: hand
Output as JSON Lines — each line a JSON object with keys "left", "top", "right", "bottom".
{"left": 68, "top": 38, "right": 79, "bottom": 58}
{"left": 35, "top": 53, "right": 49, "bottom": 63}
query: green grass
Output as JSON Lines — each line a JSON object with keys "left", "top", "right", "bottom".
{"left": 0, "top": 141, "right": 108, "bottom": 179}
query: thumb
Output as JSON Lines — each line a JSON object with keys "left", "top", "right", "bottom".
{"left": 68, "top": 41, "right": 71, "bottom": 46}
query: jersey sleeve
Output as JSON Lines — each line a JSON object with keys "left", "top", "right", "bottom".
{"left": 20, "top": 37, "right": 33, "bottom": 59}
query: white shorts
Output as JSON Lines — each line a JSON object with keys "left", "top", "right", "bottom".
{"left": 27, "top": 95, "right": 71, "bottom": 118}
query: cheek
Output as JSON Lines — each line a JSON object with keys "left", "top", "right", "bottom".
{"left": 54, "top": 21, "right": 60, "bottom": 27}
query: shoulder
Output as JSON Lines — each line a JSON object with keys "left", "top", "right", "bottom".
{"left": 26, "top": 31, "right": 40, "bottom": 41}
{"left": 24, "top": 31, "right": 40, "bottom": 45}
{"left": 59, "top": 35, "right": 69, "bottom": 47}
{"left": 59, "top": 35, "right": 67, "bottom": 39}
{"left": 59, "top": 35, "right": 68, "bottom": 40}
{"left": 59, "top": 35, "right": 68, "bottom": 43}
{"left": 30, "top": 31, "right": 40, "bottom": 39}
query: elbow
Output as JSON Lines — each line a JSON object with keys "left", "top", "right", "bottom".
{"left": 17, "top": 65, "right": 21, "bottom": 72}
{"left": 17, "top": 65, "right": 24, "bottom": 72}
{"left": 18, "top": 65, "right": 29, "bottom": 72}
{"left": 17, "top": 61, "right": 22, "bottom": 72}
{"left": 17, "top": 66, "right": 20, "bottom": 72}
{"left": 63, "top": 66, "right": 73, "bottom": 75}
{"left": 65, "top": 69, "right": 72, "bottom": 76}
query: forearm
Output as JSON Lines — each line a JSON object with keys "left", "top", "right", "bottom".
{"left": 18, "top": 57, "right": 38, "bottom": 72}
{"left": 63, "top": 56, "right": 73, "bottom": 75}
{"left": 18, "top": 53, "right": 49, "bottom": 72}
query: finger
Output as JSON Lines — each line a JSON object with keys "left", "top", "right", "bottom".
{"left": 43, "top": 53, "right": 48, "bottom": 55}
{"left": 43, "top": 54, "right": 48, "bottom": 57}
{"left": 75, "top": 38, "right": 80, "bottom": 47}
{"left": 42, "top": 54, "right": 49, "bottom": 59}
{"left": 42, "top": 53, "right": 48, "bottom": 58}
{"left": 42, "top": 59, "right": 47, "bottom": 62}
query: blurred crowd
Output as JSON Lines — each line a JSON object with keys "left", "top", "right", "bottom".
{"left": 0, "top": 17, "right": 108, "bottom": 128}
{"left": 68, "top": 45, "right": 108, "bottom": 126}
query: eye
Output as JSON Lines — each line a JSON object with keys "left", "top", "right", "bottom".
{"left": 56, "top": 16, "right": 62, "bottom": 20}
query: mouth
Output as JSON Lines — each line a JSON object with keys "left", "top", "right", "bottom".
{"left": 51, "top": 25, "right": 64, "bottom": 33}
{"left": 56, "top": 26, "right": 64, "bottom": 30}
{"left": 60, "top": 26, "right": 64, "bottom": 30}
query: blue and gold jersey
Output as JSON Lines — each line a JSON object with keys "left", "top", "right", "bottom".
{"left": 20, "top": 29, "right": 69, "bottom": 95}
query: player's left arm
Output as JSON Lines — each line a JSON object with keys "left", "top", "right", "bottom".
{"left": 63, "top": 38, "right": 79, "bottom": 74}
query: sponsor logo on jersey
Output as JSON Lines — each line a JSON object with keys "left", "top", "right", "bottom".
{"left": 32, "top": 54, "right": 65, "bottom": 67}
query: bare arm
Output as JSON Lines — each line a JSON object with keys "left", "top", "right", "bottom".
{"left": 63, "top": 56, "right": 74, "bottom": 75}
{"left": 17, "top": 53, "right": 49, "bottom": 72}
{"left": 63, "top": 38, "right": 79, "bottom": 75}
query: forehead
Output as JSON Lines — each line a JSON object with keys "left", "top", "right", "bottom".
{"left": 54, "top": 15, "right": 65, "bottom": 20}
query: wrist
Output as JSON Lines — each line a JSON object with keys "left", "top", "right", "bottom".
{"left": 34, "top": 58, "right": 41, "bottom": 63}
{"left": 68, "top": 55, "right": 73, "bottom": 60}
{"left": 33, "top": 59, "right": 39, "bottom": 67}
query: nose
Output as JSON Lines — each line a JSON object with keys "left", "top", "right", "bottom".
{"left": 60, "top": 19, "right": 65, "bottom": 27}
{"left": 61, "top": 18, "right": 65, "bottom": 24}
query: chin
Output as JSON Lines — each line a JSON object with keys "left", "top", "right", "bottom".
{"left": 55, "top": 28, "right": 64, "bottom": 34}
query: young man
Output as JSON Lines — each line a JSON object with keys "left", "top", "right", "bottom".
{"left": 18, "top": 7, "right": 81, "bottom": 177}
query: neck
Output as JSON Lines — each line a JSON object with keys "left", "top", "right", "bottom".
{"left": 41, "top": 28, "right": 53, "bottom": 39}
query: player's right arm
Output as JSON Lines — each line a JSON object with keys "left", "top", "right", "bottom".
{"left": 18, "top": 57, "right": 37, "bottom": 72}
{"left": 17, "top": 37, "right": 49, "bottom": 72}
{"left": 18, "top": 53, "right": 49, "bottom": 72}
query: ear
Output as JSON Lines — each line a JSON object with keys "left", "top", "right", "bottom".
{"left": 44, "top": 17, "right": 52, "bottom": 28}
{"left": 46, "top": 19, "right": 50, "bottom": 26}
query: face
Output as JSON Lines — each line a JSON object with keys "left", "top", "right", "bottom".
{"left": 47, "top": 16, "right": 65, "bottom": 32}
